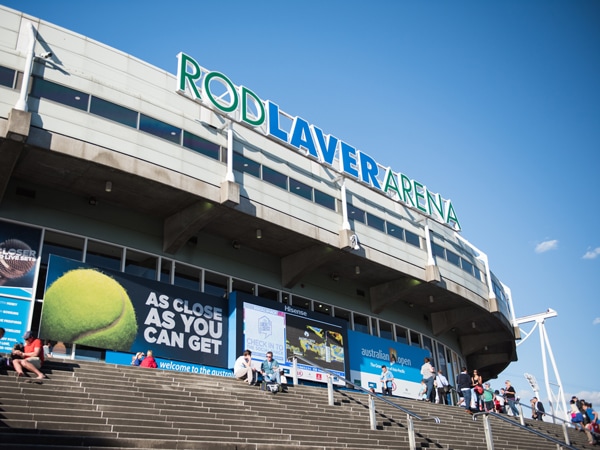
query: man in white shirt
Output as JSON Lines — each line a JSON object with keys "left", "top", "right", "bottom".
{"left": 435, "top": 370, "right": 450, "bottom": 404}
{"left": 420, "top": 357, "right": 435, "bottom": 402}
{"left": 234, "top": 349, "right": 257, "bottom": 385}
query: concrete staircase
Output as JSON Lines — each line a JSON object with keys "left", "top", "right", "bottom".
{"left": 0, "top": 359, "right": 591, "bottom": 449}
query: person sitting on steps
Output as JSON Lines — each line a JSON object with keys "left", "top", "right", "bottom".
{"left": 11, "top": 331, "right": 47, "bottom": 380}
{"left": 234, "top": 349, "right": 258, "bottom": 385}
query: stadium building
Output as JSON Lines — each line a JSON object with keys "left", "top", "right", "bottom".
{"left": 0, "top": 6, "right": 517, "bottom": 396}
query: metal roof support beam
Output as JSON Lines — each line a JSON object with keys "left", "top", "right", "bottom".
{"left": 163, "top": 201, "right": 222, "bottom": 254}
{"left": 281, "top": 245, "right": 336, "bottom": 289}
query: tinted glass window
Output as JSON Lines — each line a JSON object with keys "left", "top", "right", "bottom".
{"left": 432, "top": 243, "right": 445, "bottom": 258}
{"left": 90, "top": 97, "right": 138, "bottom": 128}
{"left": 461, "top": 258, "right": 474, "bottom": 276}
{"left": 347, "top": 204, "right": 365, "bottom": 223}
{"left": 292, "top": 295, "right": 311, "bottom": 310}
{"left": 85, "top": 240, "right": 122, "bottom": 271}
{"left": 204, "top": 271, "right": 228, "bottom": 298}
{"left": 256, "top": 285, "right": 279, "bottom": 302}
{"left": 379, "top": 320, "right": 393, "bottom": 340}
{"left": 314, "top": 189, "right": 336, "bottom": 210}
{"left": 289, "top": 178, "right": 312, "bottom": 201}
{"left": 31, "top": 78, "right": 89, "bottom": 110}
{"left": 174, "top": 263, "right": 200, "bottom": 291}
{"left": 353, "top": 313, "right": 370, "bottom": 334}
{"left": 395, "top": 325, "right": 408, "bottom": 344}
{"left": 183, "top": 131, "right": 220, "bottom": 160}
{"left": 366, "top": 213, "right": 385, "bottom": 232}
{"left": 232, "top": 152, "right": 261, "bottom": 177}
{"left": 0, "top": 66, "right": 15, "bottom": 88}
{"left": 139, "top": 114, "right": 181, "bottom": 144}
{"left": 405, "top": 230, "right": 421, "bottom": 248}
{"left": 409, "top": 331, "right": 421, "bottom": 347}
{"left": 125, "top": 249, "right": 157, "bottom": 280}
{"left": 262, "top": 166, "right": 288, "bottom": 189}
{"left": 387, "top": 223, "right": 404, "bottom": 240}
{"left": 446, "top": 250, "right": 460, "bottom": 267}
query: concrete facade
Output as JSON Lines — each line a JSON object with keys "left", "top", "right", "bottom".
{"left": 0, "top": 6, "right": 517, "bottom": 381}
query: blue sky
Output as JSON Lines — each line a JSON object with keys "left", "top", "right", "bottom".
{"left": 3, "top": 1, "right": 598, "bottom": 408}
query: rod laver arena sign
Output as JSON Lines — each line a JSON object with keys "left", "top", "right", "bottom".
{"left": 176, "top": 53, "right": 461, "bottom": 230}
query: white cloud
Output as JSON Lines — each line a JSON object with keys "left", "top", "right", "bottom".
{"left": 535, "top": 240, "right": 558, "bottom": 254}
{"left": 593, "top": 317, "right": 600, "bottom": 326}
{"left": 582, "top": 247, "right": 600, "bottom": 260}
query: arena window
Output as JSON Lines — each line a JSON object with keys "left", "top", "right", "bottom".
{"left": 378, "top": 320, "right": 394, "bottom": 340}
{"left": 387, "top": 223, "right": 404, "bottom": 240}
{"left": 30, "top": 77, "right": 89, "bottom": 110}
{"left": 366, "top": 212, "right": 385, "bottom": 232}
{"left": 232, "top": 278, "right": 256, "bottom": 295}
{"left": 292, "top": 295, "right": 311, "bottom": 310}
{"left": 232, "top": 152, "right": 261, "bottom": 177}
{"left": 256, "top": 285, "right": 279, "bottom": 302}
{"left": 461, "top": 258, "right": 475, "bottom": 276}
{"left": 173, "top": 263, "right": 201, "bottom": 291}
{"left": 183, "top": 131, "right": 221, "bottom": 160}
{"left": 432, "top": 242, "right": 445, "bottom": 259}
{"left": 395, "top": 325, "right": 408, "bottom": 344}
{"left": 314, "top": 189, "right": 336, "bottom": 211}
{"left": 124, "top": 249, "right": 157, "bottom": 281}
{"left": 289, "top": 178, "right": 313, "bottom": 201}
{"left": 139, "top": 114, "right": 181, "bottom": 144}
{"left": 409, "top": 330, "right": 421, "bottom": 347}
{"left": 404, "top": 229, "right": 421, "bottom": 248}
{"left": 446, "top": 249, "right": 461, "bottom": 267}
{"left": 314, "top": 302, "right": 331, "bottom": 316}
{"left": 203, "top": 271, "right": 228, "bottom": 298}
{"left": 90, "top": 97, "right": 138, "bottom": 128}
{"left": 0, "top": 65, "right": 15, "bottom": 88}
{"left": 347, "top": 204, "right": 365, "bottom": 223}
{"left": 84, "top": 239, "right": 122, "bottom": 271}
{"left": 262, "top": 165, "right": 288, "bottom": 189}
{"left": 333, "top": 307, "right": 351, "bottom": 323}
{"left": 353, "top": 313, "right": 371, "bottom": 334}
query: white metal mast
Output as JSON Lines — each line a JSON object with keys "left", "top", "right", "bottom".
{"left": 514, "top": 308, "right": 568, "bottom": 422}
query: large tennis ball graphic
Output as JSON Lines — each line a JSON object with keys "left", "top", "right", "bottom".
{"left": 42, "top": 269, "right": 138, "bottom": 351}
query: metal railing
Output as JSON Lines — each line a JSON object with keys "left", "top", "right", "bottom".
{"left": 290, "top": 356, "right": 439, "bottom": 450}
{"left": 472, "top": 408, "right": 579, "bottom": 450}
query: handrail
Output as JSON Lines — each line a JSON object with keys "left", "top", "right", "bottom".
{"left": 289, "top": 355, "right": 439, "bottom": 450}
{"left": 291, "top": 355, "right": 439, "bottom": 422}
{"left": 472, "top": 411, "right": 579, "bottom": 450}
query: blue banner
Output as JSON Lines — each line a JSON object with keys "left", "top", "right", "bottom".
{"left": 0, "top": 296, "right": 33, "bottom": 353}
{"left": 347, "top": 330, "right": 429, "bottom": 398}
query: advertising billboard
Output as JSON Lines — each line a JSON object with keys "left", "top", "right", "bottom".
{"left": 233, "top": 292, "right": 348, "bottom": 384}
{"left": 40, "top": 255, "right": 228, "bottom": 367}
{"left": 0, "top": 219, "right": 42, "bottom": 300}
{"left": 348, "top": 330, "right": 430, "bottom": 399}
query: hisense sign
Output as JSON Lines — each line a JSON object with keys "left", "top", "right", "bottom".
{"left": 176, "top": 53, "right": 461, "bottom": 231}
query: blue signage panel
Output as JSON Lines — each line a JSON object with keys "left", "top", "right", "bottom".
{"left": 0, "top": 296, "right": 33, "bottom": 353}
{"left": 347, "top": 330, "right": 429, "bottom": 399}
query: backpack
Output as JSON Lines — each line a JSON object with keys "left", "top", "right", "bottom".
{"left": 260, "top": 381, "right": 282, "bottom": 394}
